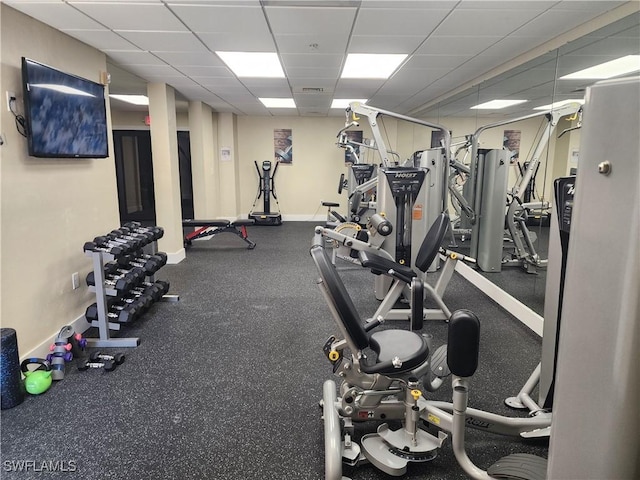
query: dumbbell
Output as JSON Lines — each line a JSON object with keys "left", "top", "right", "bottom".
{"left": 85, "top": 300, "right": 140, "bottom": 324}
{"left": 122, "top": 222, "right": 164, "bottom": 240}
{"left": 78, "top": 360, "right": 117, "bottom": 372}
{"left": 95, "top": 234, "right": 144, "bottom": 252}
{"left": 117, "top": 254, "right": 165, "bottom": 274}
{"left": 86, "top": 269, "right": 141, "bottom": 293}
{"left": 83, "top": 241, "right": 125, "bottom": 257}
{"left": 103, "top": 262, "right": 148, "bottom": 282}
{"left": 139, "top": 280, "right": 170, "bottom": 300}
{"left": 89, "top": 351, "right": 125, "bottom": 365}
{"left": 90, "top": 237, "right": 137, "bottom": 256}
{"left": 119, "top": 289, "right": 155, "bottom": 312}
{"left": 108, "top": 229, "right": 155, "bottom": 248}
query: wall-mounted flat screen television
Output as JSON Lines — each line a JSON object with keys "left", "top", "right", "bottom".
{"left": 21, "top": 57, "right": 109, "bottom": 158}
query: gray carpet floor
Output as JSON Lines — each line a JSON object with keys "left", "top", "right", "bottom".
{"left": 1, "top": 222, "right": 547, "bottom": 479}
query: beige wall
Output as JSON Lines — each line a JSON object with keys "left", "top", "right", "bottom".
{"left": 236, "top": 115, "right": 388, "bottom": 219}
{"left": 0, "top": 5, "right": 120, "bottom": 355}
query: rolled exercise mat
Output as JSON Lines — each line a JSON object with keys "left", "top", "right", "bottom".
{"left": 1, "top": 328, "right": 25, "bottom": 409}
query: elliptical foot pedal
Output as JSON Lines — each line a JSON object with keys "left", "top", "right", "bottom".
{"left": 487, "top": 453, "right": 547, "bottom": 480}
{"left": 429, "top": 344, "right": 450, "bottom": 378}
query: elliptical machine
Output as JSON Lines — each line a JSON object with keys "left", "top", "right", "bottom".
{"left": 248, "top": 160, "right": 282, "bottom": 226}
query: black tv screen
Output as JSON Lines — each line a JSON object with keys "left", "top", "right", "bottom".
{"left": 21, "top": 57, "right": 109, "bottom": 158}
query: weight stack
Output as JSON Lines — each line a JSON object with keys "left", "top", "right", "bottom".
{"left": 1, "top": 328, "right": 25, "bottom": 409}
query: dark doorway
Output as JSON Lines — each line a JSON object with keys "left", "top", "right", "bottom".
{"left": 177, "top": 131, "right": 194, "bottom": 220}
{"left": 113, "top": 130, "right": 194, "bottom": 225}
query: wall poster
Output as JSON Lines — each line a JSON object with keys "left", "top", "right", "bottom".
{"left": 274, "top": 129, "right": 292, "bottom": 163}
{"left": 503, "top": 129, "right": 521, "bottom": 163}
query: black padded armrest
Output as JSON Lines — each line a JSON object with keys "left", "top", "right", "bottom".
{"left": 182, "top": 219, "right": 230, "bottom": 227}
{"left": 447, "top": 309, "right": 480, "bottom": 377}
{"left": 358, "top": 250, "right": 416, "bottom": 284}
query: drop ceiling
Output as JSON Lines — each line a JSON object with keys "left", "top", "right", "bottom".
{"left": 3, "top": 0, "right": 639, "bottom": 117}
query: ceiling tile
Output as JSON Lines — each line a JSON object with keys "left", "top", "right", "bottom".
{"left": 69, "top": 2, "right": 187, "bottom": 31}
{"left": 353, "top": 7, "right": 451, "bottom": 36}
{"left": 293, "top": 94, "right": 333, "bottom": 107}
{"left": 416, "top": 35, "right": 503, "bottom": 56}
{"left": 177, "top": 66, "right": 234, "bottom": 77}
{"left": 193, "top": 77, "right": 244, "bottom": 88}
{"left": 6, "top": 2, "right": 103, "bottom": 30}
{"left": 285, "top": 66, "right": 341, "bottom": 79}
{"left": 280, "top": 53, "right": 343, "bottom": 69}
{"left": 334, "top": 78, "right": 386, "bottom": 97}
{"left": 433, "top": 8, "right": 546, "bottom": 36}
{"left": 116, "top": 31, "right": 209, "bottom": 52}
{"left": 245, "top": 85, "right": 293, "bottom": 97}
{"left": 153, "top": 51, "right": 225, "bottom": 67}
{"left": 265, "top": 6, "right": 356, "bottom": 35}
{"left": 290, "top": 78, "right": 336, "bottom": 91}
{"left": 198, "top": 32, "right": 276, "bottom": 52}
{"left": 126, "top": 64, "right": 181, "bottom": 77}
{"left": 104, "top": 50, "right": 168, "bottom": 65}
{"left": 62, "top": 29, "right": 138, "bottom": 50}
{"left": 511, "top": 9, "right": 611, "bottom": 38}
{"left": 168, "top": 4, "right": 269, "bottom": 35}
{"left": 275, "top": 34, "right": 349, "bottom": 54}
{"left": 404, "top": 54, "right": 473, "bottom": 69}
{"left": 456, "top": 1, "right": 557, "bottom": 10}
{"left": 348, "top": 35, "right": 425, "bottom": 54}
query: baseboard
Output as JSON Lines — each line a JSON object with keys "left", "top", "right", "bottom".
{"left": 21, "top": 315, "right": 91, "bottom": 362}
{"left": 167, "top": 248, "right": 186, "bottom": 264}
{"left": 454, "top": 261, "right": 544, "bottom": 337}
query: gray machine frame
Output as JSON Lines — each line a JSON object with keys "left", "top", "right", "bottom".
{"left": 546, "top": 76, "right": 640, "bottom": 479}
{"left": 457, "top": 103, "right": 582, "bottom": 273}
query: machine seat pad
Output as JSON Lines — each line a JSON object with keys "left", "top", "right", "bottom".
{"left": 231, "top": 219, "right": 255, "bottom": 226}
{"left": 363, "top": 330, "right": 429, "bottom": 375}
{"left": 182, "top": 219, "right": 230, "bottom": 228}
{"left": 358, "top": 251, "right": 416, "bottom": 283}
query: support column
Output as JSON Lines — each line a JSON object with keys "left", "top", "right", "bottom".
{"left": 147, "top": 82, "right": 185, "bottom": 264}
{"left": 217, "top": 112, "right": 240, "bottom": 218}
{"left": 188, "top": 101, "right": 218, "bottom": 219}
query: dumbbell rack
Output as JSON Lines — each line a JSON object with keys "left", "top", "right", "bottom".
{"left": 83, "top": 228, "right": 178, "bottom": 348}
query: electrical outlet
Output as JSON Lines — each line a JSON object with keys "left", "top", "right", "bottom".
{"left": 6, "top": 91, "right": 16, "bottom": 112}
{"left": 72, "top": 272, "right": 80, "bottom": 290}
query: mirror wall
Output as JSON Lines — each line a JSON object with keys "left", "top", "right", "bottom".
{"left": 421, "top": 11, "right": 639, "bottom": 318}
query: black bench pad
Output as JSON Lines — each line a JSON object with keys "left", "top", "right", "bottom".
{"left": 182, "top": 219, "right": 230, "bottom": 228}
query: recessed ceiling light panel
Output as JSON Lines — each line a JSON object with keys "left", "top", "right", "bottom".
{"left": 560, "top": 55, "right": 640, "bottom": 80}
{"left": 470, "top": 99, "right": 528, "bottom": 110}
{"left": 216, "top": 52, "right": 285, "bottom": 78}
{"left": 259, "top": 97, "right": 296, "bottom": 108}
{"left": 341, "top": 54, "right": 407, "bottom": 79}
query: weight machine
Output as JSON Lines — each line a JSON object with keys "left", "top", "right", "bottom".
{"left": 345, "top": 102, "right": 451, "bottom": 276}
{"left": 248, "top": 160, "right": 282, "bottom": 226}
{"left": 311, "top": 236, "right": 550, "bottom": 480}
{"left": 451, "top": 102, "right": 582, "bottom": 273}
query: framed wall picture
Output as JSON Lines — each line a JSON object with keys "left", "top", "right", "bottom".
{"left": 503, "top": 129, "right": 521, "bottom": 163}
{"left": 274, "top": 128, "right": 292, "bottom": 163}
{"left": 343, "top": 130, "right": 363, "bottom": 163}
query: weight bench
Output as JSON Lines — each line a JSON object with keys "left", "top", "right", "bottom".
{"left": 182, "top": 219, "right": 256, "bottom": 249}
